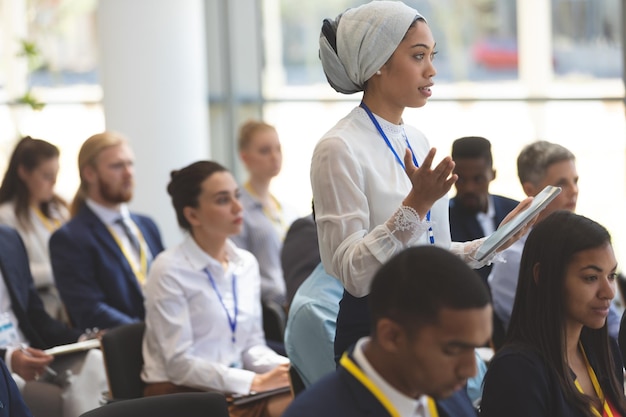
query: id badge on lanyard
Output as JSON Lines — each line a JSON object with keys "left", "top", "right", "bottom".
{"left": 0, "top": 312, "right": 19, "bottom": 347}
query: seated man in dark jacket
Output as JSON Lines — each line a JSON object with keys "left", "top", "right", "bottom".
{"left": 283, "top": 245, "right": 492, "bottom": 417}
{"left": 448, "top": 136, "right": 519, "bottom": 285}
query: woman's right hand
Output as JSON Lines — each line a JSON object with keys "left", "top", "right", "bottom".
{"left": 403, "top": 147, "right": 457, "bottom": 218}
{"left": 12, "top": 347, "right": 54, "bottom": 381}
{"left": 250, "top": 363, "right": 290, "bottom": 393}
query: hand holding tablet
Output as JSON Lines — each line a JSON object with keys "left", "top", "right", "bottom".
{"left": 475, "top": 185, "right": 562, "bottom": 262}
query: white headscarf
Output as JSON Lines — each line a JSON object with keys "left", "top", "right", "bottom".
{"left": 319, "top": 1, "right": 425, "bottom": 94}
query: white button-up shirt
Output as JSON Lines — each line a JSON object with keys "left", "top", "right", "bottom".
{"left": 311, "top": 107, "right": 487, "bottom": 297}
{"left": 353, "top": 337, "right": 430, "bottom": 417}
{"left": 141, "top": 235, "right": 288, "bottom": 394}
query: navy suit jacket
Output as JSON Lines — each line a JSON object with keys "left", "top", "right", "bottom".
{"left": 481, "top": 339, "right": 626, "bottom": 417}
{"left": 50, "top": 205, "right": 164, "bottom": 330}
{"left": 283, "top": 351, "right": 477, "bottom": 417}
{"left": 449, "top": 194, "right": 518, "bottom": 283}
{"left": 0, "top": 226, "right": 80, "bottom": 354}
{"left": 0, "top": 357, "right": 32, "bottom": 417}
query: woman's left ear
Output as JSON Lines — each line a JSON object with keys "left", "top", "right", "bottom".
{"left": 17, "top": 165, "right": 29, "bottom": 182}
{"left": 183, "top": 206, "right": 200, "bottom": 227}
{"left": 239, "top": 151, "right": 251, "bottom": 166}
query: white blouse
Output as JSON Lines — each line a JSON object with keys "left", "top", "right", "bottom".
{"left": 311, "top": 107, "right": 485, "bottom": 297}
{"left": 141, "top": 236, "right": 288, "bottom": 395}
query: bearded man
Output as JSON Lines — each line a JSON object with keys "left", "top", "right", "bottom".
{"left": 50, "top": 132, "right": 164, "bottom": 329}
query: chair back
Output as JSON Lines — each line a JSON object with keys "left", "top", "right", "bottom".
{"left": 262, "top": 300, "right": 287, "bottom": 342}
{"left": 100, "top": 322, "right": 146, "bottom": 400}
{"left": 79, "top": 392, "right": 229, "bottom": 417}
{"left": 289, "top": 365, "right": 306, "bottom": 397}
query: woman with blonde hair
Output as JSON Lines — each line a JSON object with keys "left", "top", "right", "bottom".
{"left": 231, "top": 120, "right": 298, "bottom": 307}
{"left": 0, "top": 136, "right": 69, "bottom": 320}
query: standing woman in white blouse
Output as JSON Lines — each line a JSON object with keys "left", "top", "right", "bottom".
{"left": 0, "top": 136, "right": 69, "bottom": 321}
{"left": 315, "top": 0, "right": 532, "bottom": 358}
{"left": 141, "top": 160, "right": 292, "bottom": 417}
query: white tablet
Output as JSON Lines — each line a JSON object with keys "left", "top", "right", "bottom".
{"left": 474, "top": 185, "right": 562, "bottom": 262}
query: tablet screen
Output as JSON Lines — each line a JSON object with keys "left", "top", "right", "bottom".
{"left": 474, "top": 185, "right": 562, "bottom": 262}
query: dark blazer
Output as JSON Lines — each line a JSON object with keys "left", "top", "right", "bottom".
{"left": 283, "top": 351, "right": 477, "bottom": 417}
{"left": 0, "top": 226, "right": 80, "bottom": 356}
{"left": 0, "top": 357, "right": 32, "bottom": 417}
{"left": 480, "top": 340, "right": 626, "bottom": 417}
{"left": 449, "top": 194, "right": 518, "bottom": 283}
{"left": 50, "top": 204, "right": 164, "bottom": 330}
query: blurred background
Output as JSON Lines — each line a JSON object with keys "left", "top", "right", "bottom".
{"left": 0, "top": 0, "right": 624, "bottom": 268}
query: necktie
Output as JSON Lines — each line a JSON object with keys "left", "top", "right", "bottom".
{"left": 116, "top": 217, "right": 141, "bottom": 255}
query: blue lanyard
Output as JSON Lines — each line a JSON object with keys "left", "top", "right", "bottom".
{"left": 204, "top": 267, "right": 238, "bottom": 343}
{"left": 359, "top": 101, "right": 434, "bottom": 244}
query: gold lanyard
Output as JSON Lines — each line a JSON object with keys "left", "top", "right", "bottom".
{"left": 33, "top": 207, "right": 61, "bottom": 232}
{"left": 107, "top": 223, "right": 148, "bottom": 285}
{"left": 243, "top": 182, "right": 287, "bottom": 238}
{"left": 574, "top": 344, "right": 614, "bottom": 417}
{"left": 340, "top": 352, "right": 438, "bottom": 417}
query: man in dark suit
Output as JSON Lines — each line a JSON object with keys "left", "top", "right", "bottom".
{"left": 448, "top": 136, "right": 518, "bottom": 284}
{"left": 0, "top": 225, "right": 106, "bottom": 417}
{"left": 282, "top": 246, "right": 492, "bottom": 417}
{"left": 50, "top": 132, "right": 164, "bottom": 330}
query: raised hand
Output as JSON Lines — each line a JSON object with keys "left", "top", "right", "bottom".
{"left": 402, "top": 147, "right": 457, "bottom": 218}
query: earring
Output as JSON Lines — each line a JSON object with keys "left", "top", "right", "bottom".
{"left": 376, "top": 70, "right": 382, "bottom": 75}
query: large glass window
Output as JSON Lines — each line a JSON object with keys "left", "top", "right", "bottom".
{"left": 553, "top": 0, "right": 622, "bottom": 79}
{"left": 0, "top": 0, "right": 100, "bottom": 197}
{"left": 279, "top": 0, "right": 520, "bottom": 87}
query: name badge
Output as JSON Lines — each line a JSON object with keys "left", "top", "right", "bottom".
{"left": 0, "top": 313, "right": 19, "bottom": 347}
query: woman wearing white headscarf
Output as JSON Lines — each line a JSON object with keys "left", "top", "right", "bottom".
{"left": 314, "top": 0, "right": 531, "bottom": 357}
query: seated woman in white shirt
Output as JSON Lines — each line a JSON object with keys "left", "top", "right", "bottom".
{"left": 0, "top": 136, "right": 69, "bottom": 322}
{"left": 141, "top": 160, "right": 292, "bottom": 417}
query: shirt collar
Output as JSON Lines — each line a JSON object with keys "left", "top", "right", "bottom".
{"left": 86, "top": 198, "right": 130, "bottom": 227}
{"left": 476, "top": 195, "right": 495, "bottom": 219}
{"left": 181, "top": 234, "right": 242, "bottom": 272}
{"left": 352, "top": 337, "right": 422, "bottom": 416}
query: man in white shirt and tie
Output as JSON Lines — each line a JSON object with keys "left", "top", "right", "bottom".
{"left": 50, "top": 131, "right": 164, "bottom": 330}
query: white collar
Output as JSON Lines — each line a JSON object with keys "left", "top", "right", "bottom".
{"left": 180, "top": 234, "right": 242, "bottom": 273}
{"left": 476, "top": 195, "right": 495, "bottom": 220}
{"left": 86, "top": 198, "right": 131, "bottom": 227}
{"left": 352, "top": 337, "right": 424, "bottom": 417}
